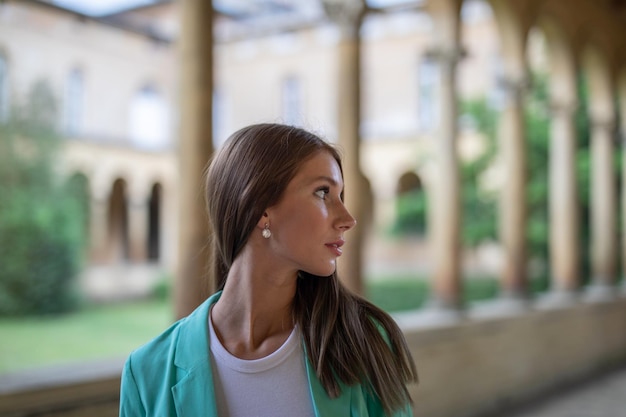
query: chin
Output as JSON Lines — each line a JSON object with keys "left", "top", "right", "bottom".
{"left": 303, "top": 263, "right": 336, "bottom": 278}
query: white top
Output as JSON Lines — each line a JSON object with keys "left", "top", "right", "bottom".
{"left": 208, "top": 311, "right": 316, "bottom": 417}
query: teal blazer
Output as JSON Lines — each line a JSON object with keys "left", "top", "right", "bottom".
{"left": 119, "top": 292, "right": 412, "bottom": 417}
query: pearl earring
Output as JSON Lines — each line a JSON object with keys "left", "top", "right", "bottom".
{"left": 262, "top": 223, "right": 272, "bottom": 239}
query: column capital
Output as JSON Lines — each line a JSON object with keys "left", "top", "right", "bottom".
{"left": 589, "top": 114, "right": 616, "bottom": 133}
{"left": 495, "top": 75, "right": 530, "bottom": 105}
{"left": 423, "top": 45, "right": 465, "bottom": 66}
{"left": 548, "top": 99, "right": 578, "bottom": 117}
{"left": 322, "top": 0, "right": 366, "bottom": 38}
{"left": 497, "top": 75, "right": 530, "bottom": 95}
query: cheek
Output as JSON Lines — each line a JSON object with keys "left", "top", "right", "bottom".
{"left": 274, "top": 201, "right": 329, "bottom": 237}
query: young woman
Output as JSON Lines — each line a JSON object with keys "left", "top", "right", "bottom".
{"left": 119, "top": 123, "right": 418, "bottom": 417}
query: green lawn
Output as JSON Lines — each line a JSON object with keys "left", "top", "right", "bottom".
{"left": 366, "top": 275, "right": 501, "bottom": 312}
{"left": 0, "top": 298, "right": 173, "bottom": 374}
{"left": 0, "top": 277, "right": 506, "bottom": 375}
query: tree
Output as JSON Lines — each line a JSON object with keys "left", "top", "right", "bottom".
{"left": 0, "top": 80, "right": 86, "bottom": 315}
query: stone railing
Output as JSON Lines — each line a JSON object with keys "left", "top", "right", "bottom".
{"left": 0, "top": 359, "right": 123, "bottom": 417}
{"left": 402, "top": 294, "right": 626, "bottom": 417}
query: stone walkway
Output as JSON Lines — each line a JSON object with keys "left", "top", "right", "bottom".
{"left": 497, "top": 367, "right": 626, "bottom": 417}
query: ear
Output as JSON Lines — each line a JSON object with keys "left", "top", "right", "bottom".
{"left": 256, "top": 211, "right": 270, "bottom": 230}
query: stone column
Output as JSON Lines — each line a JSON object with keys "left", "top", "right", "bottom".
{"left": 587, "top": 115, "right": 617, "bottom": 298}
{"left": 89, "top": 193, "right": 109, "bottom": 264}
{"left": 417, "top": 0, "right": 462, "bottom": 316}
{"left": 622, "top": 129, "right": 626, "bottom": 294}
{"left": 619, "top": 75, "right": 626, "bottom": 293}
{"left": 322, "top": 0, "right": 367, "bottom": 295}
{"left": 127, "top": 193, "right": 149, "bottom": 262}
{"left": 175, "top": 0, "right": 214, "bottom": 318}
{"left": 498, "top": 76, "right": 529, "bottom": 301}
{"left": 426, "top": 46, "right": 462, "bottom": 309}
{"left": 547, "top": 99, "right": 579, "bottom": 300}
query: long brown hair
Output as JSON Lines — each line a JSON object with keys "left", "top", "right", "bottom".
{"left": 205, "top": 123, "right": 417, "bottom": 414}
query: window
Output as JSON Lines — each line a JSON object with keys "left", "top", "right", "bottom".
{"left": 417, "top": 58, "right": 439, "bottom": 132}
{"left": 0, "top": 53, "right": 9, "bottom": 122}
{"left": 213, "top": 88, "right": 229, "bottom": 148}
{"left": 281, "top": 75, "right": 301, "bottom": 126}
{"left": 129, "top": 84, "right": 169, "bottom": 150}
{"left": 64, "top": 68, "right": 83, "bottom": 135}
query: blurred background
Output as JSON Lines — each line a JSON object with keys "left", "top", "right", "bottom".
{"left": 1, "top": 0, "right": 626, "bottom": 416}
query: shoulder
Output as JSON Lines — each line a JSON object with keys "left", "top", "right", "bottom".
{"left": 119, "top": 321, "right": 184, "bottom": 416}
{"left": 119, "top": 294, "right": 220, "bottom": 416}
{"left": 121, "top": 293, "right": 219, "bottom": 394}
{"left": 125, "top": 318, "right": 183, "bottom": 375}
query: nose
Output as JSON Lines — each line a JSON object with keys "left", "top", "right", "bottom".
{"left": 336, "top": 202, "right": 357, "bottom": 231}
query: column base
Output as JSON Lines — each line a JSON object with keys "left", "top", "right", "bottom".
{"left": 418, "top": 297, "right": 464, "bottom": 325}
{"left": 469, "top": 294, "right": 529, "bottom": 319}
{"left": 583, "top": 282, "right": 615, "bottom": 302}
{"left": 535, "top": 289, "right": 578, "bottom": 310}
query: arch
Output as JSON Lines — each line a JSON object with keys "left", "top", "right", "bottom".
{"left": 147, "top": 182, "right": 162, "bottom": 262}
{"left": 537, "top": 16, "right": 576, "bottom": 106}
{"left": 526, "top": 27, "right": 548, "bottom": 76}
{"left": 129, "top": 83, "right": 170, "bottom": 150}
{"left": 393, "top": 170, "right": 427, "bottom": 236}
{"left": 582, "top": 45, "right": 614, "bottom": 122}
{"left": 396, "top": 171, "right": 422, "bottom": 195}
{"left": 487, "top": 0, "right": 534, "bottom": 80}
{"left": 108, "top": 178, "right": 129, "bottom": 262}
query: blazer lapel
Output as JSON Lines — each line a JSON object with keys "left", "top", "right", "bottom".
{"left": 171, "top": 292, "right": 222, "bottom": 417}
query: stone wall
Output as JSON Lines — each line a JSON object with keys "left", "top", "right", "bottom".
{"left": 401, "top": 296, "right": 626, "bottom": 417}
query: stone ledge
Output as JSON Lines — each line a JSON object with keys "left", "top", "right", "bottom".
{"left": 402, "top": 296, "right": 626, "bottom": 417}
{"left": 1, "top": 295, "right": 625, "bottom": 417}
{"left": 0, "top": 358, "right": 124, "bottom": 417}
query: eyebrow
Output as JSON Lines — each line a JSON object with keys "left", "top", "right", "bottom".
{"left": 309, "top": 176, "right": 341, "bottom": 187}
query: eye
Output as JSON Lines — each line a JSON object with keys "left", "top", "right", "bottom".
{"left": 314, "top": 186, "right": 330, "bottom": 200}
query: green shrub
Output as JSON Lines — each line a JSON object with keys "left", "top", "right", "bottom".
{"left": 366, "top": 277, "right": 430, "bottom": 312}
{"left": 389, "top": 190, "right": 428, "bottom": 237}
{"left": 366, "top": 275, "right": 501, "bottom": 312}
{"left": 151, "top": 274, "right": 172, "bottom": 301}
{"left": 463, "top": 277, "right": 499, "bottom": 302}
{"left": 0, "top": 80, "right": 85, "bottom": 315}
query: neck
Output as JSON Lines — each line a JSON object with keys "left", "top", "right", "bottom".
{"left": 211, "top": 247, "right": 298, "bottom": 359}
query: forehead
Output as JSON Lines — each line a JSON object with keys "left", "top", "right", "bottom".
{"left": 290, "top": 151, "right": 343, "bottom": 185}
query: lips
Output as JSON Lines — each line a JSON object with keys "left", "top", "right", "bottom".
{"left": 325, "top": 239, "right": 345, "bottom": 256}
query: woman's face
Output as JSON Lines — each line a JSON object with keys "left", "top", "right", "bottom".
{"left": 266, "top": 151, "right": 357, "bottom": 277}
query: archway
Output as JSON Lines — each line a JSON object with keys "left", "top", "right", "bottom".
{"left": 148, "top": 183, "right": 162, "bottom": 262}
{"left": 393, "top": 171, "right": 427, "bottom": 236}
{"left": 108, "top": 178, "right": 129, "bottom": 262}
